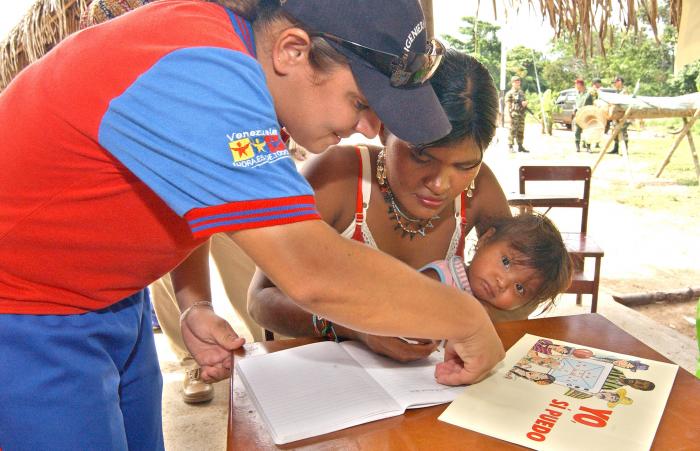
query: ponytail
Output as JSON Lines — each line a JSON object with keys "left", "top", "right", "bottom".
{"left": 206, "top": 0, "right": 278, "bottom": 22}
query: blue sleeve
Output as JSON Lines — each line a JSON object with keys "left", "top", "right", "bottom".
{"left": 98, "top": 47, "right": 315, "bottom": 222}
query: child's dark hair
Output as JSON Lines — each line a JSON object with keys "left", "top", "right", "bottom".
{"left": 486, "top": 213, "right": 572, "bottom": 307}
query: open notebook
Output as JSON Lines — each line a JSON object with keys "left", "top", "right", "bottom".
{"left": 236, "top": 340, "right": 463, "bottom": 445}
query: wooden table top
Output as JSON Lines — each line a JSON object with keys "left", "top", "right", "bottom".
{"left": 561, "top": 232, "right": 604, "bottom": 256}
{"left": 227, "top": 314, "right": 700, "bottom": 450}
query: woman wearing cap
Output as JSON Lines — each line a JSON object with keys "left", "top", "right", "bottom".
{"left": 249, "top": 49, "right": 523, "bottom": 362}
{"left": 0, "top": 1, "right": 504, "bottom": 448}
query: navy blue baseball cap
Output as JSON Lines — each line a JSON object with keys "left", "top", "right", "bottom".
{"left": 280, "top": 0, "right": 451, "bottom": 145}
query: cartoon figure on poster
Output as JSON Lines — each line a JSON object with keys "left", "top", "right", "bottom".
{"left": 506, "top": 339, "right": 655, "bottom": 408}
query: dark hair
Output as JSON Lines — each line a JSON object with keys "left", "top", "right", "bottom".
{"left": 619, "top": 378, "right": 655, "bottom": 391}
{"left": 424, "top": 49, "right": 498, "bottom": 153}
{"left": 486, "top": 212, "right": 573, "bottom": 307}
{"left": 212, "top": 0, "right": 347, "bottom": 74}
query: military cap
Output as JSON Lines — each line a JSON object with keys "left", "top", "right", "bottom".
{"left": 511, "top": 75, "right": 521, "bottom": 82}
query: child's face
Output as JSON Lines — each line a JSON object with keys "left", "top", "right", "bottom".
{"left": 468, "top": 239, "right": 543, "bottom": 311}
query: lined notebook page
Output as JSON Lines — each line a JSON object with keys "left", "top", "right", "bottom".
{"left": 342, "top": 341, "right": 465, "bottom": 409}
{"left": 237, "top": 341, "right": 402, "bottom": 444}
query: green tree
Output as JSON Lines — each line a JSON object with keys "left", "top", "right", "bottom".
{"left": 541, "top": 58, "right": 578, "bottom": 93}
{"left": 441, "top": 16, "right": 501, "bottom": 85}
{"left": 539, "top": 5, "right": 681, "bottom": 97}
{"left": 506, "top": 46, "right": 548, "bottom": 93}
{"left": 666, "top": 61, "right": 700, "bottom": 95}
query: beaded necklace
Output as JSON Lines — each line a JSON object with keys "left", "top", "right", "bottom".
{"left": 376, "top": 149, "right": 439, "bottom": 239}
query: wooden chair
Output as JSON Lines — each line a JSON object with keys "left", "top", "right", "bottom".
{"left": 510, "top": 165, "right": 604, "bottom": 312}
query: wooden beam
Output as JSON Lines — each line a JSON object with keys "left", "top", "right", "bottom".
{"left": 592, "top": 107, "right": 634, "bottom": 174}
{"left": 608, "top": 107, "right": 697, "bottom": 121}
{"left": 686, "top": 121, "right": 700, "bottom": 182}
{"left": 655, "top": 108, "right": 700, "bottom": 180}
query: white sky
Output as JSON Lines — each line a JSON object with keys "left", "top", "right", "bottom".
{"left": 0, "top": 0, "right": 36, "bottom": 41}
{"left": 1, "top": 0, "right": 556, "bottom": 50}
{"left": 433, "top": 0, "right": 555, "bottom": 51}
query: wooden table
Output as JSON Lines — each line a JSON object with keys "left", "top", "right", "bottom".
{"left": 227, "top": 314, "right": 700, "bottom": 450}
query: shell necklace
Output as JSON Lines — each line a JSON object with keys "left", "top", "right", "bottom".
{"left": 376, "top": 149, "right": 439, "bottom": 239}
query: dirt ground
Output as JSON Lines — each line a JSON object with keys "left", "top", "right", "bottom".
{"left": 485, "top": 124, "right": 700, "bottom": 344}
{"left": 630, "top": 300, "right": 697, "bottom": 341}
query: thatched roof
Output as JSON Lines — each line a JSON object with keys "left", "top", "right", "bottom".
{"left": 509, "top": 0, "right": 682, "bottom": 58}
{"left": 0, "top": 0, "right": 88, "bottom": 90}
{"left": 0, "top": 0, "right": 684, "bottom": 92}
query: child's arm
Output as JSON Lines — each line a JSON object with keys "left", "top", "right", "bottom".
{"left": 419, "top": 257, "right": 538, "bottom": 324}
{"left": 418, "top": 256, "right": 469, "bottom": 291}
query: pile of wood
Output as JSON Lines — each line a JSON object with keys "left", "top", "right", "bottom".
{"left": 613, "top": 287, "right": 700, "bottom": 306}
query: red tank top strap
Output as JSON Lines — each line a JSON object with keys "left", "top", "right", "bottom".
{"left": 351, "top": 146, "right": 365, "bottom": 242}
{"left": 456, "top": 190, "right": 468, "bottom": 257}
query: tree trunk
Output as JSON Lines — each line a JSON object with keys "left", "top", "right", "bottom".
{"left": 613, "top": 287, "right": 700, "bottom": 306}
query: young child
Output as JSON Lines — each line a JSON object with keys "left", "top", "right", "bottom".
{"left": 420, "top": 212, "right": 573, "bottom": 323}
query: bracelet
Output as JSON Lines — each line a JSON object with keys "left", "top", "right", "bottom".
{"left": 312, "top": 315, "right": 339, "bottom": 342}
{"left": 179, "top": 301, "right": 214, "bottom": 323}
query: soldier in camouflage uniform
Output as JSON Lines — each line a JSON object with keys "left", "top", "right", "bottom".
{"left": 573, "top": 78, "right": 593, "bottom": 152}
{"left": 505, "top": 75, "right": 529, "bottom": 152}
{"left": 610, "top": 76, "right": 629, "bottom": 155}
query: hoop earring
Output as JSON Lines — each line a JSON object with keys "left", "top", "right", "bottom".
{"left": 376, "top": 149, "right": 387, "bottom": 185}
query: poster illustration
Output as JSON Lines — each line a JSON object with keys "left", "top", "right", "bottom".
{"left": 439, "top": 334, "right": 678, "bottom": 450}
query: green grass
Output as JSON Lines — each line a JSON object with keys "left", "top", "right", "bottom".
{"left": 593, "top": 132, "right": 699, "bottom": 217}
{"left": 516, "top": 122, "right": 700, "bottom": 218}
{"left": 642, "top": 118, "right": 700, "bottom": 135}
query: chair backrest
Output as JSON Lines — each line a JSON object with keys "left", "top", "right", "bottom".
{"left": 519, "top": 165, "right": 591, "bottom": 233}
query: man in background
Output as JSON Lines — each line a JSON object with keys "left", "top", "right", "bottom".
{"left": 505, "top": 75, "right": 529, "bottom": 153}
{"left": 610, "top": 75, "right": 629, "bottom": 155}
{"left": 573, "top": 78, "right": 593, "bottom": 152}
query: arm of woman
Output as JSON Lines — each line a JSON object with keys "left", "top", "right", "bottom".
{"left": 233, "top": 218, "right": 504, "bottom": 385}
{"left": 471, "top": 163, "right": 512, "bottom": 236}
{"left": 171, "top": 241, "right": 246, "bottom": 383}
{"left": 248, "top": 267, "right": 438, "bottom": 361}
{"left": 247, "top": 146, "right": 438, "bottom": 361}
{"left": 247, "top": 146, "right": 355, "bottom": 337}
{"left": 247, "top": 268, "right": 316, "bottom": 337}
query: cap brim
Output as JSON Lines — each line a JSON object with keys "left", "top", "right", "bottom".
{"left": 347, "top": 57, "right": 451, "bottom": 145}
